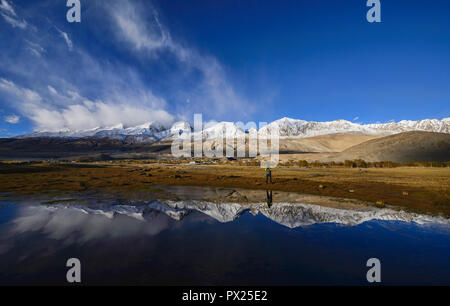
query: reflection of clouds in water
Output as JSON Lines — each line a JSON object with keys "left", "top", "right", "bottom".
{"left": 7, "top": 205, "right": 173, "bottom": 245}
{"left": 2, "top": 200, "right": 448, "bottom": 250}
{"left": 0, "top": 201, "right": 227, "bottom": 252}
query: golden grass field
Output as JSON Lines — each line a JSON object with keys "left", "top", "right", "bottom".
{"left": 0, "top": 161, "right": 449, "bottom": 217}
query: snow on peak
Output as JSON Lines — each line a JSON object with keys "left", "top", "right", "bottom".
{"left": 16, "top": 117, "right": 450, "bottom": 141}
{"left": 199, "top": 121, "right": 245, "bottom": 139}
{"left": 33, "top": 201, "right": 449, "bottom": 229}
{"left": 170, "top": 121, "right": 192, "bottom": 133}
{"left": 259, "top": 117, "right": 450, "bottom": 138}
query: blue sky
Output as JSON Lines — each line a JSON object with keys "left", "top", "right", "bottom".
{"left": 0, "top": 0, "right": 449, "bottom": 136}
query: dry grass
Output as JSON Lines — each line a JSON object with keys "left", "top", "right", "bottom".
{"left": 0, "top": 162, "right": 449, "bottom": 216}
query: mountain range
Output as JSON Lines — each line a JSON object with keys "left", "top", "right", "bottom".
{"left": 32, "top": 200, "right": 449, "bottom": 229}
{"left": 2, "top": 117, "right": 448, "bottom": 162}
{"left": 18, "top": 117, "right": 450, "bottom": 142}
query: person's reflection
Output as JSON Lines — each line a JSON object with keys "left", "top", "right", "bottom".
{"left": 266, "top": 190, "right": 273, "bottom": 208}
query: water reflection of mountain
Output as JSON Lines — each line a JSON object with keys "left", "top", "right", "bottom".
{"left": 166, "top": 201, "right": 449, "bottom": 227}
{"left": 22, "top": 200, "right": 449, "bottom": 229}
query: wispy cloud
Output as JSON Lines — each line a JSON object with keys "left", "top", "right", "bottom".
{"left": 0, "top": 78, "right": 42, "bottom": 106}
{"left": 47, "top": 85, "right": 57, "bottom": 95}
{"left": 0, "top": 2, "right": 176, "bottom": 132}
{"left": 0, "top": 0, "right": 15, "bottom": 15}
{"left": 55, "top": 26, "right": 73, "bottom": 51}
{"left": 107, "top": 0, "right": 253, "bottom": 120}
{"left": 28, "top": 100, "right": 174, "bottom": 132}
{"left": 25, "top": 40, "right": 46, "bottom": 57}
{"left": 0, "top": 78, "right": 173, "bottom": 131}
{"left": 0, "top": 0, "right": 254, "bottom": 134}
{"left": 110, "top": 2, "right": 170, "bottom": 52}
{"left": 4, "top": 114, "right": 19, "bottom": 124}
{"left": 0, "top": 0, "right": 27, "bottom": 29}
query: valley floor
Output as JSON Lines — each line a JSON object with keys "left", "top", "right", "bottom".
{"left": 0, "top": 162, "right": 449, "bottom": 217}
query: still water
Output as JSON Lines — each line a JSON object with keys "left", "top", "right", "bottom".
{"left": 0, "top": 194, "right": 449, "bottom": 285}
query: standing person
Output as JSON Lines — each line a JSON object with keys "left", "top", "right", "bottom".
{"left": 266, "top": 190, "right": 273, "bottom": 208}
{"left": 265, "top": 167, "right": 272, "bottom": 184}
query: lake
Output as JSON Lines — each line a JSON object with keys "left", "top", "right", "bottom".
{"left": 0, "top": 193, "right": 449, "bottom": 285}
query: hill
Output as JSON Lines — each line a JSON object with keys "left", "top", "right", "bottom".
{"left": 0, "top": 137, "right": 170, "bottom": 159}
{"left": 332, "top": 131, "right": 450, "bottom": 162}
{"left": 279, "top": 133, "right": 382, "bottom": 153}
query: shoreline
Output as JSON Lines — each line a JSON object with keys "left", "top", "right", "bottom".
{"left": 4, "top": 185, "right": 450, "bottom": 229}
{"left": 0, "top": 162, "right": 449, "bottom": 217}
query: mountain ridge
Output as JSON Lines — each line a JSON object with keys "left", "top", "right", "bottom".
{"left": 331, "top": 131, "right": 450, "bottom": 162}
{"left": 17, "top": 117, "right": 450, "bottom": 142}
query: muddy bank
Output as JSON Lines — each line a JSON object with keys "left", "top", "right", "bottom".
{"left": 156, "top": 185, "right": 377, "bottom": 211}
{"left": 0, "top": 162, "right": 449, "bottom": 216}
{"left": 2, "top": 184, "right": 401, "bottom": 215}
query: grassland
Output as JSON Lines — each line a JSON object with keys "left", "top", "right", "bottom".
{"left": 0, "top": 161, "right": 449, "bottom": 217}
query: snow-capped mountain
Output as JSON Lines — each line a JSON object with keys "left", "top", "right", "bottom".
{"left": 34, "top": 200, "right": 450, "bottom": 228}
{"left": 258, "top": 117, "right": 450, "bottom": 138}
{"left": 18, "top": 117, "right": 450, "bottom": 141}
{"left": 165, "top": 201, "right": 247, "bottom": 223}
{"left": 94, "top": 122, "right": 165, "bottom": 139}
{"left": 366, "top": 118, "right": 450, "bottom": 134}
{"left": 19, "top": 121, "right": 193, "bottom": 142}
{"left": 197, "top": 121, "right": 246, "bottom": 140}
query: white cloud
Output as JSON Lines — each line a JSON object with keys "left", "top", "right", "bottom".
{"left": 55, "top": 27, "right": 73, "bottom": 51}
{"left": 108, "top": 1, "right": 253, "bottom": 120}
{"left": 25, "top": 40, "right": 46, "bottom": 57}
{"left": 0, "top": 78, "right": 14, "bottom": 88}
{"left": 0, "top": 0, "right": 27, "bottom": 29}
{"left": 47, "top": 85, "right": 58, "bottom": 95}
{"left": 4, "top": 114, "right": 19, "bottom": 124}
{"left": 1, "top": 12, "right": 26, "bottom": 28}
{"left": 110, "top": 2, "right": 169, "bottom": 52}
{"left": 0, "top": 0, "right": 15, "bottom": 16}
{"left": 0, "top": 78, "right": 174, "bottom": 131}
{"left": 353, "top": 116, "right": 359, "bottom": 121}
{"left": 0, "top": 1, "right": 255, "bottom": 135}
{"left": 27, "top": 46, "right": 41, "bottom": 57}
{"left": 28, "top": 101, "right": 174, "bottom": 132}
{"left": 0, "top": 78, "right": 42, "bottom": 105}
